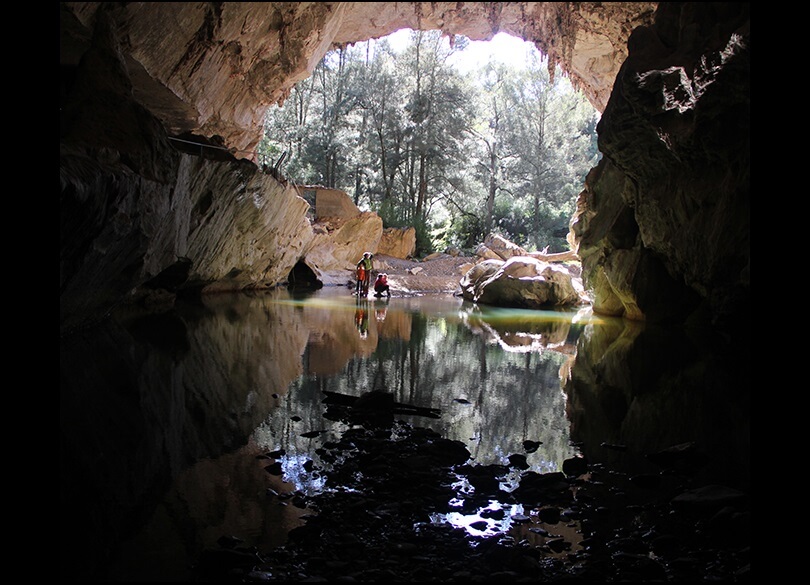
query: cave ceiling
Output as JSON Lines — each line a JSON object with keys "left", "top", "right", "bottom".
{"left": 60, "top": 2, "right": 658, "bottom": 156}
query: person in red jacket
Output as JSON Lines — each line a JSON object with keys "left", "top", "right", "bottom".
{"left": 373, "top": 272, "right": 390, "bottom": 298}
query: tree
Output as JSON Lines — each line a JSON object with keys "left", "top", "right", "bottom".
{"left": 260, "top": 31, "right": 599, "bottom": 256}
{"left": 491, "top": 53, "right": 600, "bottom": 251}
{"left": 396, "top": 31, "right": 478, "bottom": 253}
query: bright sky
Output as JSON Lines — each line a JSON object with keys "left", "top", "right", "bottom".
{"left": 385, "top": 29, "right": 542, "bottom": 73}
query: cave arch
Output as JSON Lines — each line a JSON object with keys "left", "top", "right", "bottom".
{"left": 60, "top": 3, "right": 750, "bottom": 332}
{"left": 60, "top": 2, "right": 658, "bottom": 157}
{"left": 287, "top": 261, "right": 323, "bottom": 291}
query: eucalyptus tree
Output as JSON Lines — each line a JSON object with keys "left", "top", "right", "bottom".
{"left": 312, "top": 45, "right": 363, "bottom": 189}
{"left": 393, "top": 30, "right": 479, "bottom": 254}
{"left": 262, "top": 43, "right": 368, "bottom": 189}
{"left": 465, "top": 63, "right": 509, "bottom": 244}
{"left": 496, "top": 53, "right": 600, "bottom": 250}
{"left": 426, "top": 60, "right": 508, "bottom": 253}
{"left": 432, "top": 53, "right": 598, "bottom": 253}
{"left": 353, "top": 37, "right": 408, "bottom": 213}
{"left": 260, "top": 67, "right": 319, "bottom": 182}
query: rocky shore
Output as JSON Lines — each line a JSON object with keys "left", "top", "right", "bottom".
{"left": 365, "top": 253, "right": 478, "bottom": 296}
{"left": 192, "top": 399, "right": 750, "bottom": 582}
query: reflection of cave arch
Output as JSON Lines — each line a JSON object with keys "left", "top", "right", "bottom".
{"left": 287, "top": 261, "right": 323, "bottom": 290}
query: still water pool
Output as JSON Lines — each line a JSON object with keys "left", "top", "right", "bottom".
{"left": 60, "top": 287, "right": 748, "bottom": 581}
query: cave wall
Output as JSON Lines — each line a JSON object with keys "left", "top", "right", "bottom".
{"left": 59, "top": 2, "right": 749, "bottom": 334}
{"left": 570, "top": 2, "right": 749, "bottom": 327}
{"left": 60, "top": 138, "right": 315, "bottom": 332}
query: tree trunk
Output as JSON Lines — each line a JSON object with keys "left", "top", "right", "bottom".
{"left": 416, "top": 153, "right": 427, "bottom": 222}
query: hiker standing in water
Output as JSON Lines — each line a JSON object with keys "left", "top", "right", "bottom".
{"left": 356, "top": 252, "right": 373, "bottom": 295}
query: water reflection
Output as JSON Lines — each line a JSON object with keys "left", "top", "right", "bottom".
{"left": 60, "top": 287, "right": 749, "bottom": 582}
{"left": 564, "top": 315, "right": 750, "bottom": 490}
{"left": 254, "top": 290, "right": 591, "bottom": 487}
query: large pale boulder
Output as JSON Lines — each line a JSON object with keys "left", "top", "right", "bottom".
{"left": 474, "top": 244, "right": 502, "bottom": 261}
{"left": 460, "top": 257, "right": 588, "bottom": 309}
{"left": 483, "top": 234, "right": 528, "bottom": 260}
{"left": 377, "top": 226, "right": 416, "bottom": 260}
{"left": 302, "top": 212, "right": 383, "bottom": 284}
{"left": 460, "top": 259, "right": 503, "bottom": 288}
{"left": 300, "top": 185, "right": 361, "bottom": 221}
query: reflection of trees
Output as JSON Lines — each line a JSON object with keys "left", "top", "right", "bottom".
{"left": 261, "top": 305, "right": 580, "bottom": 480}
{"left": 64, "top": 289, "right": 589, "bottom": 580}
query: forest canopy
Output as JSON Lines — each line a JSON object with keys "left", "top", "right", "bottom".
{"left": 260, "top": 30, "right": 601, "bottom": 256}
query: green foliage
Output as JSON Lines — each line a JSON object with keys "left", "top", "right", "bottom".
{"left": 377, "top": 198, "right": 403, "bottom": 228}
{"left": 260, "top": 31, "right": 599, "bottom": 251}
{"left": 412, "top": 216, "right": 433, "bottom": 257}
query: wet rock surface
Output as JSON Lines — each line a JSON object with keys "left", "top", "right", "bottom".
{"left": 192, "top": 394, "right": 750, "bottom": 582}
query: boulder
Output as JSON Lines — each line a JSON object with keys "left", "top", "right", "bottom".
{"left": 460, "top": 256, "right": 588, "bottom": 309}
{"left": 483, "top": 233, "right": 527, "bottom": 260}
{"left": 377, "top": 226, "right": 416, "bottom": 259}
{"left": 305, "top": 185, "right": 361, "bottom": 221}
{"left": 303, "top": 212, "right": 383, "bottom": 282}
{"left": 474, "top": 244, "right": 502, "bottom": 261}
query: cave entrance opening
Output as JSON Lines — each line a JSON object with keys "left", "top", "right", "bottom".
{"left": 260, "top": 28, "right": 599, "bottom": 258}
{"left": 287, "top": 260, "right": 322, "bottom": 290}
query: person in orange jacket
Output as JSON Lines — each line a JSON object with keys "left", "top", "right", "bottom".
{"left": 356, "top": 252, "right": 373, "bottom": 295}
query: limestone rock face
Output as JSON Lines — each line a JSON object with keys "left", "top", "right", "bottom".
{"left": 182, "top": 159, "right": 314, "bottom": 294}
{"left": 60, "top": 144, "right": 312, "bottom": 331}
{"left": 460, "top": 257, "right": 588, "bottom": 309}
{"left": 569, "top": 3, "right": 749, "bottom": 326}
{"left": 304, "top": 212, "right": 384, "bottom": 285}
{"left": 60, "top": 142, "right": 381, "bottom": 329}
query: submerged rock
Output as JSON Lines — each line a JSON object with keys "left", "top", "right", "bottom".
{"left": 191, "top": 419, "right": 750, "bottom": 582}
